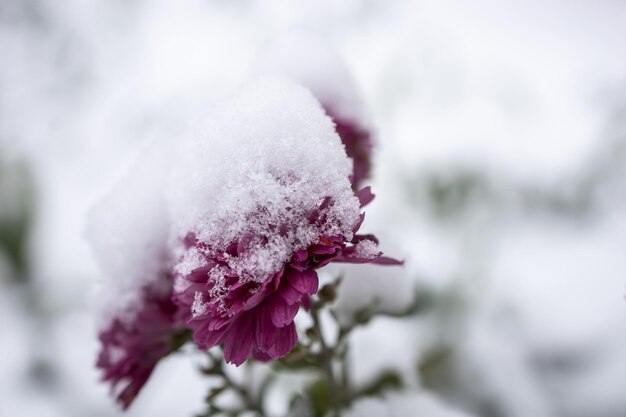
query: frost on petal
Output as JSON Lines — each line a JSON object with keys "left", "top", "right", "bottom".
{"left": 352, "top": 239, "right": 382, "bottom": 259}
{"left": 191, "top": 291, "right": 209, "bottom": 318}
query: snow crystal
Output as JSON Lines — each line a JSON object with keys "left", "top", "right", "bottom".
{"left": 85, "top": 138, "right": 172, "bottom": 325}
{"left": 191, "top": 291, "right": 208, "bottom": 318}
{"left": 352, "top": 239, "right": 381, "bottom": 260}
{"left": 206, "top": 266, "right": 228, "bottom": 311}
{"left": 253, "top": 33, "right": 365, "bottom": 123}
{"left": 174, "top": 246, "right": 205, "bottom": 277}
{"left": 167, "top": 76, "right": 361, "bottom": 283}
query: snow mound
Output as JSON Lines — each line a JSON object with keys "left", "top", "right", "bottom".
{"left": 85, "top": 140, "right": 172, "bottom": 324}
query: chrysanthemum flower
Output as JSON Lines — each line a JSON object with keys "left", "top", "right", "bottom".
{"left": 167, "top": 77, "right": 399, "bottom": 366}
{"left": 173, "top": 189, "right": 398, "bottom": 365}
{"left": 96, "top": 284, "right": 186, "bottom": 408}
{"left": 86, "top": 139, "right": 184, "bottom": 408}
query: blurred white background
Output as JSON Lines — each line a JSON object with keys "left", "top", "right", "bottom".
{"left": 1, "top": 1, "right": 625, "bottom": 416}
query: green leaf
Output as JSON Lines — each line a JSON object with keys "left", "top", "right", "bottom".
{"left": 418, "top": 346, "right": 454, "bottom": 391}
{"left": 0, "top": 158, "right": 34, "bottom": 282}
{"left": 356, "top": 370, "right": 403, "bottom": 398}
{"left": 273, "top": 344, "right": 318, "bottom": 371}
{"left": 304, "top": 378, "right": 333, "bottom": 417}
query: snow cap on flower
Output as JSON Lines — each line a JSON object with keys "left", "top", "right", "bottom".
{"left": 254, "top": 34, "right": 374, "bottom": 188}
{"left": 167, "top": 76, "right": 362, "bottom": 280}
{"left": 168, "top": 76, "right": 395, "bottom": 366}
{"left": 86, "top": 141, "right": 172, "bottom": 318}
{"left": 86, "top": 141, "right": 183, "bottom": 408}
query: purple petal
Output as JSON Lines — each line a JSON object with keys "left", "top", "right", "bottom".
{"left": 334, "top": 252, "right": 404, "bottom": 265}
{"left": 269, "top": 267, "right": 285, "bottom": 290}
{"left": 293, "top": 250, "right": 308, "bottom": 262}
{"left": 228, "top": 299, "right": 245, "bottom": 316}
{"left": 371, "top": 255, "right": 404, "bottom": 266}
{"left": 193, "top": 324, "right": 229, "bottom": 349}
{"left": 352, "top": 233, "right": 379, "bottom": 244}
{"left": 117, "top": 372, "right": 152, "bottom": 410}
{"left": 318, "top": 196, "right": 333, "bottom": 211}
{"left": 288, "top": 270, "right": 319, "bottom": 295}
{"left": 352, "top": 213, "right": 365, "bottom": 232}
{"left": 279, "top": 284, "right": 304, "bottom": 305}
{"left": 355, "top": 186, "right": 375, "bottom": 207}
{"left": 243, "top": 286, "right": 271, "bottom": 310}
{"left": 187, "top": 264, "right": 215, "bottom": 283}
{"left": 225, "top": 241, "right": 238, "bottom": 256}
{"left": 270, "top": 298, "right": 299, "bottom": 327}
{"left": 237, "top": 232, "right": 255, "bottom": 254}
{"left": 300, "top": 295, "right": 312, "bottom": 310}
{"left": 255, "top": 313, "right": 278, "bottom": 353}
{"left": 223, "top": 316, "right": 254, "bottom": 366}
{"left": 333, "top": 255, "right": 380, "bottom": 264}
{"left": 207, "top": 317, "right": 230, "bottom": 331}
{"left": 252, "top": 349, "right": 273, "bottom": 362}
{"left": 310, "top": 244, "right": 338, "bottom": 255}
{"left": 266, "top": 322, "right": 298, "bottom": 359}
{"left": 290, "top": 261, "right": 308, "bottom": 272}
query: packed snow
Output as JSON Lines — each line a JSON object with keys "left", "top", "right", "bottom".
{"left": 85, "top": 139, "right": 172, "bottom": 325}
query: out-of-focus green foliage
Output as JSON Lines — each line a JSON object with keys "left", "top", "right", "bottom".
{"left": 406, "top": 94, "right": 626, "bottom": 223}
{"left": 406, "top": 97, "right": 626, "bottom": 226}
{"left": 0, "top": 154, "right": 35, "bottom": 282}
{"left": 355, "top": 369, "right": 403, "bottom": 398}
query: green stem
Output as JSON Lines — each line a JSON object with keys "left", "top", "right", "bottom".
{"left": 204, "top": 350, "right": 265, "bottom": 416}
{"left": 310, "top": 302, "right": 341, "bottom": 412}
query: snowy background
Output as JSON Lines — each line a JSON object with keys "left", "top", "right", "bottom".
{"left": 1, "top": 1, "right": 625, "bottom": 416}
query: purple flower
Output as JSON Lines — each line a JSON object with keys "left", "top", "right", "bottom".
{"left": 327, "top": 109, "right": 373, "bottom": 190}
{"left": 96, "top": 283, "right": 187, "bottom": 409}
{"left": 172, "top": 187, "right": 400, "bottom": 366}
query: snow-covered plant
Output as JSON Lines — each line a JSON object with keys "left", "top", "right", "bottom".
{"left": 87, "top": 76, "right": 404, "bottom": 415}
{"left": 86, "top": 140, "right": 187, "bottom": 408}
